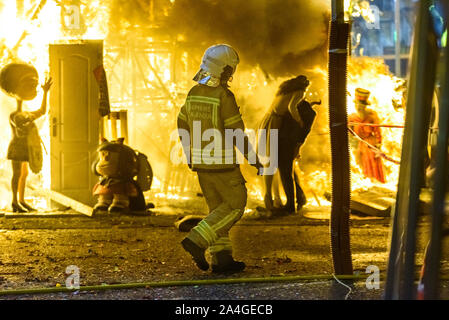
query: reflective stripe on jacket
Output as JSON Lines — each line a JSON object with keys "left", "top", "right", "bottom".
{"left": 177, "top": 84, "right": 245, "bottom": 171}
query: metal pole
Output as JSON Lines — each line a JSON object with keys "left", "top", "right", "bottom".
{"left": 425, "top": 33, "right": 449, "bottom": 300}
{"left": 400, "top": 0, "right": 437, "bottom": 299}
{"left": 332, "top": 0, "right": 345, "bottom": 23}
{"left": 395, "top": 0, "right": 402, "bottom": 76}
{"left": 385, "top": 0, "right": 438, "bottom": 299}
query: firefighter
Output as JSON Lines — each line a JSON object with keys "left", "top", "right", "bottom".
{"left": 177, "top": 44, "right": 262, "bottom": 273}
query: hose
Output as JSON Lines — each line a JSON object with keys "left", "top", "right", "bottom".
{"left": 0, "top": 274, "right": 370, "bottom": 296}
{"left": 1, "top": 273, "right": 447, "bottom": 296}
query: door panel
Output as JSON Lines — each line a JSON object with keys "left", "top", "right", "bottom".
{"left": 50, "top": 41, "right": 103, "bottom": 206}
{"left": 61, "top": 151, "right": 90, "bottom": 190}
{"left": 61, "top": 55, "right": 89, "bottom": 142}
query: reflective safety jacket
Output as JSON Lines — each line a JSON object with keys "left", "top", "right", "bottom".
{"left": 177, "top": 84, "right": 246, "bottom": 171}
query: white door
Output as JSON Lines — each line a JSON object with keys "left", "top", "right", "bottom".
{"left": 49, "top": 41, "right": 103, "bottom": 206}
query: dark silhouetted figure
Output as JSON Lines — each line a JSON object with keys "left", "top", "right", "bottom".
{"left": 277, "top": 99, "right": 319, "bottom": 213}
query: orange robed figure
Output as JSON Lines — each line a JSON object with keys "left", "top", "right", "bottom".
{"left": 349, "top": 88, "right": 386, "bottom": 183}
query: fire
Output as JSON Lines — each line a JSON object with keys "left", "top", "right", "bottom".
{"left": 347, "top": 57, "right": 406, "bottom": 192}
{"left": 298, "top": 168, "right": 332, "bottom": 207}
{"left": 345, "top": 0, "right": 377, "bottom": 23}
{"left": 0, "top": 1, "right": 109, "bottom": 210}
{"left": 0, "top": 1, "right": 406, "bottom": 213}
{"left": 236, "top": 56, "right": 405, "bottom": 209}
{"left": 231, "top": 67, "right": 333, "bottom": 207}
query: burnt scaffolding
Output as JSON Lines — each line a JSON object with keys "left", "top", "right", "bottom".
{"left": 103, "top": 31, "right": 201, "bottom": 197}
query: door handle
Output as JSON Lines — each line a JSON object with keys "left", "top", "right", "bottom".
{"left": 52, "top": 117, "right": 63, "bottom": 137}
{"left": 52, "top": 117, "right": 57, "bottom": 137}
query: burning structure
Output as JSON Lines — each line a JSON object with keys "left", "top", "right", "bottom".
{"left": 0, "top": 0, "right": 408, "bottom": 214}
{"left": 0, "top": 0, "right": 448, "bottom": 301}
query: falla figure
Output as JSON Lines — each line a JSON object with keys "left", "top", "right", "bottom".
{"left": 0, "top": 63, "right": 52, "bottom": 213}
{"left": 348, "top": 88, "right": 386, "bottom": 183}
{"left": 91, "top": 137, "right": 147, "bottom": 215}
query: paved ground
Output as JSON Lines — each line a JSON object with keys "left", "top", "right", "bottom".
{"left": 0, "top": 195, "right": 447, "bottom": 300}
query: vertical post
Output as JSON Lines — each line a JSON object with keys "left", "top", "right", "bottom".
{"left": 131, "top": 40, "right": 137, "bottom": 147}
{"left": 120, "top": 110, "right": 129, "bottom": 144}
{"left": 171, "top": 42, "right": 177, "bottom": 84}
{"left": 149, "top": 0, "right": 154, "bottom": 24}
{"left": 395, "top": 0, "right": 402, "bottom": 76}
{"left": 329, "top": 0, "right": 353, "bottom": 275}
{"left": 332, "top": 0, "right": 345, "bottom": 23}
{"left": 99, "top": 116, "right": 105, "bottom": 139}
{"left": 385, "top": 0, "right": 438, "bottom": 299}
{"left": 16, "top": 0, "right": 24, "bottom": 17}
{"left": 425, "top": 33, "right": 449, "bottom": 300}
{"left": 132, "top": 41, "right": 138, "bottom": 114}
{"left": 110, "top": 112, "right": 118, "bottom": 140}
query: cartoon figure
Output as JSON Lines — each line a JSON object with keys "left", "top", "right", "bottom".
{"left": 91, "top": 138, "right": 147, "bottom": 215}
{"left": 349, "top": 88, "right": 386, "bottom": 183}
{"left": 0, "top": 63, "right": 52, "bottom": 212}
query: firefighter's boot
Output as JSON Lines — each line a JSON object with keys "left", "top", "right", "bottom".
{"left": 181, "top": 238, "right": 209, "bottom": 271}
{"left": 212, "top": 251, "right": 245, "bottom": 274}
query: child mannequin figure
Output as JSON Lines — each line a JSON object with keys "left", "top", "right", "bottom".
{"left": 0, "top": 63, "right": 52, "bottom": 212}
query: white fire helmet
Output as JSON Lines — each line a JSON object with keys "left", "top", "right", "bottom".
{"left": 193, "top": 44, "right": 240, "bottom": 87}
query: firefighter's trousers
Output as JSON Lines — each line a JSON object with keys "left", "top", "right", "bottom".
{"left": 186, "top": 167, "right": 247, "bottom": 263}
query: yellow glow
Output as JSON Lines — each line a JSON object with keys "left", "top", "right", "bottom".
{"left": 345, "top": 0, "right": 377, "bottom": 23}
{"left": 0, "top": 1, "right": 404, "bottom": 210}
{"left": 344, "top": 0, "right": 353, "bottom": 20}
{"left": 347, "top": 57, "right": 405, "bottom": 192}
{"left": 442, "top": 29, "right": 447, "bottom": 47}
{"left": 0, "top": 1, "right": 109, "bottom": 209}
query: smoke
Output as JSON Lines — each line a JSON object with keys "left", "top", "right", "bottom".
{"left": 159, "top": 0, "right": 333, "bottom": 156}
{"left": 163, "top": 0, "right": 331, "bottom": 77}
{"left": 105, "top": 0, "right": 333, "bottom": 200}
{"left": 160, "top": 0, "right": 333, "bottom": 176}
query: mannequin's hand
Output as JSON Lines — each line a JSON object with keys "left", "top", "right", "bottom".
{"left": 42, "top": 77, "right": 53, "bottom": 92}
